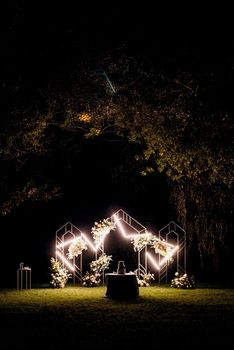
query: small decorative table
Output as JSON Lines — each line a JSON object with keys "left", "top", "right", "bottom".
{"left": 17, "top": 267, "right": 31, "bottom": 290}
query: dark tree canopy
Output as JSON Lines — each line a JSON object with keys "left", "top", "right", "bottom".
{"left": 0, "top": 1, "right": 233, "bottom": 282}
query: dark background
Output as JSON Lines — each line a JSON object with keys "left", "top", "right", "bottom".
{"left": 0, "top": 1, "right": 232, "bottom": 287}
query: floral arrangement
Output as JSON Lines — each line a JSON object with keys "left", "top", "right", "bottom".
{"left": 67, "top": 237, "right": 87, "bottom": 260}
{"left": 82, "top": 271, "right": 100, "bottom": 287}
{"left": 91, "top": 219, "right": 116, "bottom": 244}
{"left": 171, "top": 272, "right": 195, "bottom": 289}
{"left": 132, "top": 232, "right": 153, "bottom": 252}
{"left": 90, "top": 253, "right": 112, "bottom": 273}
{"left": 137, "top": 272, "right": 155, "bottom": 287}
{"left": 152, "top": 238, "right": 172, "bottom": 257}
{"left": 82, "top": 253, "right": 112, "bottom": 287}
{"left": 49, "top": 257, "right": 71, "bottom": 288}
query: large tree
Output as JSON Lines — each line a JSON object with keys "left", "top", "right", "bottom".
{"left": 1, "top": 46, "right": 233, "bottom": 281}
{"left": 63, "top": 54, "right": 233, "bottom": 280}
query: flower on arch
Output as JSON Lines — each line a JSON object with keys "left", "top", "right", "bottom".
{"left": 132, "top": 232, "right": 153, "bottom": 252}
{"left": 91, "top": 219, "right": 116, "bottom": 244}
{"left": 67, "top": 237, "right": 87, "bottom": 259}
{"left": 152, "top": 238, "right": 172, "bottom": 257}
{"left": 90, "top": 253, "right": 112, "bottom": 273}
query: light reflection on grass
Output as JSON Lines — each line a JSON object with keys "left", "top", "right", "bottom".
{"left": 1, "top": 286, "right": 234, "bottom": 346}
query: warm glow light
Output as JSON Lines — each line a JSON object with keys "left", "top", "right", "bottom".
{"left": 159, "top": 245, "right": 179, "bottom": 266}
{"left": 154, "top": 237, "right": 175, "bottom": 248}
{"left": 146, "top": 252, "right": 160, "bottom": 270}
{"left": 57, "top": 237, "right": 77, "bottom": 249}
{"left": 56, "top": 230, "right": 110, "bottom": 256}
{"left": 81, "top": 231, "right": 109, "bottom": 252}
{"left": 56, "top": 216, "right": 178, "bottom": 272}
{"left": 56, "top": 251, "right": 75, "bottom": 271}
{"left": 81, "top": 233, "right": 97, "bottom": 252}
{"left": 57, "top": 217, "right": 150, "bottom": 259}
{"left": 113, "top": 214, "right": 138, "bottom": 239}
{"left": 95, "top": 231, "right": 110, "bottom": 249}
{"left": 113, "top": 214, "right": 127, "bottom": 237}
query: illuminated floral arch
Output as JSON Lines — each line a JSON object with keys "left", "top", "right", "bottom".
{"left": 55, "top": 209, "right": 186, "bottom": 284}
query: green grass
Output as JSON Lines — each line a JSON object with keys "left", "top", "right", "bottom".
{"left": 1, "top": 286, "right": 234, "bottom": 347}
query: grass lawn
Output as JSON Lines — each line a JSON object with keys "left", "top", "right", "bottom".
{"left": 1, "top": 285, "right": 234, "bottom": 347}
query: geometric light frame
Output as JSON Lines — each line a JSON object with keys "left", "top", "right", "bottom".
{"left": 55, "top": 222, "right": 83, "bottom": 284}
{"left": 54, "top": 209, "right": 186, "bottom": 284}
{"left": 158, "top": 221, "right": 186, "bottom": 283}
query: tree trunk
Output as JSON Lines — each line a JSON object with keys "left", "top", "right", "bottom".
{"left": 171, "top": 181, "right": 233, "bottom": 284}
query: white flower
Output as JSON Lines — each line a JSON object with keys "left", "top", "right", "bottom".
{"left": 137, "top": 272, "right": 154, "bottom": 287}
{"left": 151, "top": 238, "right": 172, "bottom": 257}
{"left": 67, "top": 237, "right": 87, "bottom": 259}
{"left": 132, "top": 232, "right": 153, "bottom": 252}
{"left": 82, "top": 271, "right": 101, "bottom": 287}
{"left": 91, "top": 219, "right": 116, "bottom": 244}
{"left": 49, "top": 257, "right": 71, "bottom": 288}
{"left": 90, "top": 253, "right": 112, "bottom": 273}
{"left": 171, "top": 272, "right": 195, "bottom": 289}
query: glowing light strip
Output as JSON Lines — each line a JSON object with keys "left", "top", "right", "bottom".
{"left": 146, "top": 252, "right": 160, "bottom": 270}
{"left": 155, "top": 238, "right": 175, "bottom": 248}
{"left": 113, "top": 214, "right": 138, "bottom": 239}
{"left": 81, "top": 232, "right": 109, "bottom": 252}
{"left": 95, "top": 231, "right": 110, "bottom": 250}
{"left": 56, "top": 251, "right": 75, "bottom": 271}
{"left": 57, "top": 237, "right": 77, "bottom": 249}
{"left": 56, "top": 229, "right": 110, "bottom": 255}
{"left": 113, "top": 214, "right": 127, "bottom": 237}
{"left": 56, "top": 219, "right": 178, "bottom": 268}
{"left": 159, "top": 246, "right": 179, "bottom": 266}
{"left": 125, "top": 233, "right": 139, "bottom": 238}
{"left": 81, "top": 233, "right": 96, "bottom": 252}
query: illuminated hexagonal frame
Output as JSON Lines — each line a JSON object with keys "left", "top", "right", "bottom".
{"left": 55, "top": 210, "right": 186, "bottom": 284}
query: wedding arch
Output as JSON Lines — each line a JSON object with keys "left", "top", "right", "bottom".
{"left": 55, "top": 209, "right": 186, "bottom": 284}
{"left": 55, "top": 222, "right": 84, "bottom": 284}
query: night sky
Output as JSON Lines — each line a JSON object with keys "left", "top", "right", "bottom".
{"left": 0, "top": 2, "right": 233, "bottom": 286}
